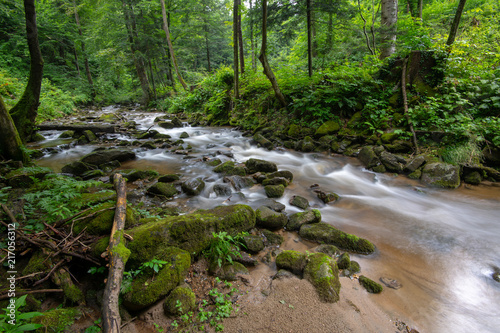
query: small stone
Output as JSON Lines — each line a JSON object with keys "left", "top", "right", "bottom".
{"left": 316, "top": 191, "right": 339, "bottom": 204}
{"left": 359, "top": 275, "right": 383, "bottom": 293}
{"left": 289, "top": 195, "right": 309, "bottom": 210}
{"left": 264, "top": 184, "right": 285, "bottom": 198}
{"left": 379, "top": 277, "right": 402, "bottom": 289}
{"left": 179, "top": 132, "right": 189, "bottom": 139}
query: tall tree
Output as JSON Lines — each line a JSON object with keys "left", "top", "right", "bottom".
{"left": 249, "top": 0, "right": 257, "bottom": 71}
{"left": 446, "top": 0, "right": 467, "bottom": 46}
{"left": 306, "top": 0, "right": 313, "bottom": 77}
{"left": 238, "top": 5, "right": 245, "bottom": 74}
{"left": 233, "top": 0, "right": 239, "bottom": 99}
{"left": 0, "top": 96, "right": 29, "bottom": 163}
{"left": 9, "top": 0, "right": 44, "bottom": 143}
{"left": 259, "top": 0, "right": 287, "bottom": 108}
{"left": 379, "top": 0, "right": 398, "bottom": 59}
{"left": 73, "top": 0, "right": 94, "bottom": 96}
{"left": 160, "top": 0, "right": 188, "bottom": 91}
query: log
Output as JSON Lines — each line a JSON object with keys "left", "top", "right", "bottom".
{"left": 102, "top": 174, "right": 129, "bottom": 333}
{"left": 37, "top": 124, "right": 117, "bottom": 133}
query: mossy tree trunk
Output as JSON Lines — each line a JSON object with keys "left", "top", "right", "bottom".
{"left": 9, "top": 0, "right": 44, "bottom": 143}
{"left": 0, "top": 96, "right": 29, "bottom": 164}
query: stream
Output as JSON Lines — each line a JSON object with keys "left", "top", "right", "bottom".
{"left": 31, "top": 106, "right": 500, "bottom": 333}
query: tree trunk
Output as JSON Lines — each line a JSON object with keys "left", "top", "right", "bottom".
{"left": 102, "top": 174, "right": 129, "bottom": 333}
{"left": 401, "top": 58, "right": 419, "bottom": 154}
{"left": 203, "top": 13, "right": 212, "bottom": 72}
{"left": 379, "top": 0, "right": 398, "bottom": 60}
{"left": 233, "top": 0, "right": 239, "bottom": 99}
{"left": 418, "top": 0, "right": 423, "bottom": 20}
{"left": 73, "top": 0, "right": 94, "bottom": 96}
{"left": 9, "top": 0, "right": 44, "bottom": 143}
{"left": 327, "top": 11, "right": 333, "bottom": 50}
{"left": 0, "top": 96, "right": 29, "bottom": 164}
{"left": 250, "top": 0, "right": 256, "bottom": 71}
{"left": 259, "top": 0, "right": 287, "bottom": 108}
{"left": 160, "top": 0, "right": 188, "bottom": 91}
{"left": 306, "top": 0, "right": 313, "bottom": 77}
{"left": 238, "top": 9, "right": 245, "bottom": 74}
{"left": 122, "top": 0, "right": 152, "bottom": 104}
{"left": 148, "top": 59, "right": 157, "bottom": 100}
{"left": 446, "top": 0, "right": 467, "bottom": 46}
{"left": 311, "top": 0, "right": 317, "bottom": 58}
{"left": 73, "top": 47, "right": 81, "bottom": 77}
{"left": 358, "top": 0, "right": 375, "bottom": 55}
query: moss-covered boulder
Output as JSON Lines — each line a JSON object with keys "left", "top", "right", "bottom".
{"left": 225, "top": 175, "right": 254, "bottom": 191}
{"left": 147, "top": 182, "right": 179, "bottom": 198}
{"left": 61, "top": 161, "right": 94, "bottom": 176}
{"left": 245, "top": 158, "right": 278, "bottom": 174}
{"left": 380, "top": 132, "right": 399, "bottom": 144}
{"left": 346, "top": 261, "right": 361, "bottom": 276}
{"left": 181, "top": 177, "right": 205, "bottom": 196}
{"left": 379, "top": 151, "right": 404, "bottom": 173}
{"left": 299, "top": 223, "right": 375, "bottom": 254}
{"left": 286, "top": 209, "right": 321, "bottom": 231}
{"left": 59, "top": 130, "right": 75, "bottom": 138}
{"left": 81, "top": 169, "right": 105, "bottom": 180}
{"left": 72, "top": 201, "right": 136, "bottom": 235}
{"left": 287, "top": 124, "right": 301, "bottom": 138}
{"left": 358, "top": 146, "right": 381, "bottom": 169}
{"left": 267, "top": 170, "right": 293, "bottom": 182}
{"left": 210, "top": 262, "right": 249, "bottom": 281}
{"left": 213, "top": 161, "right": 246, "bottom": 176}
{"left": 304, "top": 253, "right": 341, "bottom": 303}
{"left": 464, "top": 171, "right": 482, "bottom": 185}
{"left": 316, "top": 191, "right": 339, "bottom": 204}
{"left": 262, "top": 229, "right": 283, "bottom": 245}
{"left": 158, "top": 173, "right": 182, "bottom": 183}
{"left": 127, "top": 204, "right": 256, "bottom": 264}
{"left": 213, "top": 184, "right": 232, "bottom": 196}
{"left": 22, "top": 251, "right": 51, "bottom": 279}
{"left": 123, "top": 247, "right": 191, "bottom": 311}
{"left": 289, "top": 195, "right": 309, "bottom": 210}
{"left": 421, "top": 162, "right": 461, "bottom": 188}
{"left": 6, "top": 167, "right": 52, "bottom": 188}
{"left": 32, "top": 307, "right": 81, "bottom": 333}
{"left": 242, "top": 235, "right": 265, "bottom": 253}
{"left": 83, "top": 130, "right": 97, "bottom": 142}
{"left": 98, "top": 113, "right": 119, "bottom": 123}
{"left": 315, "top": 120, "right": 341, "bottom": 137}
{"left": 81, "top": 148, "right": 135, "bottom": 166}
{"left": 275, "top": 250, "right": 307, "bottom": 275}
{"left": 359, "top": 275, "right": 383, "bottom": 293}
{"left": 404, "top": 155, "right": 426, "bottom": 173}
{"left": 179, "top": 131, "right": 189, "bottom": 139}
{"left": 253, "top": 133, "right": 274, "bottom": 150}
{"left": 163, "top": 285, "right": 196, "bottom": 315}
{"left": 314, "top": 244, "right": 340, "bottom": 257}
{"left": 264, "top": 184, "right": 285, "bottom": 198}
{"left": 256, "top": 206, "right": 287, "bottom": 230}
{"left": 300, "top": 136, "right": 315, "bottom": 152}
{"left": 120, "top": 169, "right": 159, "bottom": 182}
{"left": 337, "top": 253, "right": 350, "bottom": 269}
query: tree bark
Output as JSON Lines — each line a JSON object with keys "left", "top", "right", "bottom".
{"left": 160, "top": 0, "right": 188, "bottom": 91}
{"left": 358, "top": 0, "right": 375, "bottom": 55}
{"left": 418, "top": 0, "right": 423, "bottom": 20}
{"left": 73, "top": 0, "right": 94, "bottom": 96}
{"left": 233, "top": 0, "right": 239, "bottom": 99}
{"left": 446, "top": 0, "right": 467, "bottom": 46}
{"left": 249, "top": 0, "right": 256, "bottom": 71}
{"left": 102, "top": 174, "right": 129, "bottom": 333}
{"left": 402, "top": 58, "right": 419, "bottom": 154}
{"left": 9, "top": 0, "right": 44, "bottom": 143}
{"left": 0, "top": 96, "right": 29, "bottom": 163}
{"left": 306, "top": 0, "right": 313, "bottom": 77}
{"left": 259, "top": 0, "right": 287, "bottom": 108}
{"left": 379, "top": 0, "right": 398, "bottom": 60}
{"left": 238, "top": 9, "right": 245, "bottom": 74}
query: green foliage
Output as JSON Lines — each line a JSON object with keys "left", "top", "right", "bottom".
{"left": 441, "top": 139, "right": 483, "bottom": 166}
{"left": 84, "top": 318, "right": 102, "bottom": 333}
{"left": 0, "top": 295, "right": 43, "bottom": 333}
{"left": 203, "top": 232, "right": 247, "bottom": 268}
{"left": 121, "top": 259, "right": 169, "bottom": 294}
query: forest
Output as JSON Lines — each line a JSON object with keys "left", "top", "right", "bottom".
{"left": 1, "top": 0, "right": 500, "bottom": 332}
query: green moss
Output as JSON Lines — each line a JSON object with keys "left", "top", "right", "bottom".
{"left": 76, "top": 190, "right": 116, "bottom": 207}
{"left": 6, "top": 166, "right": 52, "bottom": 188}
{"left": 359, "top": 275, "right": 383, "bottom": 293}
{"left": 72, "top": 201, "right": 136, "bottom": 235}
{"left": 262, "top": 229, "right": 283, "bottom": 245}
{"left": 32, "top": 307, "right": 81, "bottom": 333}
{"left": 275, "top": 250, "right": 307, "bottom": 275}
{"left": 315, "top": 120, "right": 341, "bottom": 137}
{"left": 22, "top": 251, "right": 50, "bottom": 278}
{"left": 163, "top": 286, "right": 196, "bottom": 315}
{"left": 408, "top": 169, "right": 422, "bottom": 179}
{"left": 288, "top": 124, "right": 301, "bottom": 138}
{"left": 304, "top": 253, "right": 341, "bottom": 303}
{"left": 380, "top": 132, "right": 399, "bottom": 144}
{"left": 91, "top": 237, "right": 110, "bottom": 258}
{"left": 348, "top": 261, "right": 360, "bottom": 274}
{"left": 206, "top": 158, "right": 222, "bottom": 167}
{"left": 264, "top": 184, "right": 285, "bottom": 198}
{"left": 337, "top": 253, "right": 350, "bottom": 269}
{"left": 111, "top": 230, "right": 131, "bottom": 262}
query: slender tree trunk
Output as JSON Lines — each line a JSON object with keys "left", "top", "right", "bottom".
{"left": 0, "top": 96, "right": 29, "bottom": 164}
{"left": 160, "top": 0, "right": 188, "bottom": 91}
{"left": 259, "top": 0, "right": 287, "bottom": 108}
{"left": 73, "top": 47, "right": 81, "bottom": 77}
{"left": 203, "top": 12, "right": 212, "bottom": 72}
{"left": 9, "top": 0, "right": 44, "bottom": 143}
{"left": 148, "top": 59, "right": 157, "bottom": 100}
{"left": 73, "top": 0, "right": 94, "bottom": 96}
{"left": 238, "top": 10, "right": 245, "bottom": 74}
{"left": 161, "top": 46, "right": 175, "bottom": 89}
{"left": 306, "top": 0, "right": 313, "bottom": 77}
{"left": 379, "top": 0, "right": 398, "bottom": 60}
{"left": 250, "top": 0, "right": 256, "bottom": 71}
{"left": 233, "top": 0, "right": 239, "bottom": 99}
{"left": 371, "top": 0, "right": 379, "bottom": 52}
{"left": 358, "top": 0, "right": 375, "bottom": 55}
{"left": 327, "top": 11, "right": 333, "bottom": 50}
{"left": 446, "top": 0, "right": 467, "bottom": 46}
{"left": 311, "top": 0, "right": 317, "bottom": 58}
{"left": 418, "top": 0, "right": 423, "bottom": 20}
{"left": 402, "top": 58, "right": 419, "bottom": 154}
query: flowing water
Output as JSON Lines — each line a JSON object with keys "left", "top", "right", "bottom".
{"left": 33, "top": 107, "right": 500, "bottom": 332}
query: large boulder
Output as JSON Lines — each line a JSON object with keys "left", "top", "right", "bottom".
{"left": 304, "top": 253, "right": 341, "bottom": 303}
{"left": 256, "top": 206, "right": 287, "bottom": 230}
{"left": 299, "top": 223, "right": 375, "bottom": 254}
{"left": 315, "top": 120, "right": 341, "bottom": 137}
{"left": 81, "top": 148, "right": 135, "bottom": 166}
{"left": 379, "top": 151, "right": 404, "bottom": 173}
{"left": 147, "top": 182, "right": 179, "bottom": 198}
{"left": 421, "top": 162, "right": 461, "bottom": 188}
{"left": 286, "top": 209, "right": 321, "bottom": 231}
{"left": 127, "top": 205, "right": 256, "bottom": 265}
{"left": 404, "top": 155, "right": 426, "bottom": 173}
{"left": 181, "top": 178, "right": 205, "bottom": 196}
{"left": 224, "top": 175, "right": 254, "bottom": 191}
{"left": 72, "top": 201, "right": 136, "bottom": 235}
{"left": 245, "top": 158, "right": 278, "bottom": 174}
{"left": 358, "top": 146, "right": 381, "bottom": 169}
{"left": 213, "top": 161, "right": 246, "bottom": 176}
{"left": 267, "top": 170, "right": 293, "bottom": 182}
{"left": 264, "top": 184, "right": 285, "bottom": 198}
{"left": 276, "top": 250, "right": 307, "bottom": 275}
{"left": 289, "top": 195, "right": 309, "bottom": 210}
{"left": 123, "top": 247, "right": 190, "bottom": 311}
{"left": 253, "top": 133, "right": 274, "bottom": 150}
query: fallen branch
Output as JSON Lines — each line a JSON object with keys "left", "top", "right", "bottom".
{"left": 33, "top": 259, "right": 66, "bottom": 287}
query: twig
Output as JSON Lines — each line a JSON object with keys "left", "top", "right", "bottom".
{"left": 53, "top": 206, "right": 93, "bottom": 227}
{"left": 61, "top": 250, "right": 100, "bottom": 265}
{"left": 120, "top": 317, "right": 137, "bottom": 329}
{"left": 1, "top": 203, "right": 18, "bottom": 224}
{"left": 33, "top": 259, "right": 67, "bottom": 287}
{"left": 15, "top": 271, "right": 44, "bottom": 281}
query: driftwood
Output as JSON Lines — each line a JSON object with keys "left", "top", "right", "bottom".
{"left": 37, "top": 124, "right": 116, "bottom": 133}
{"left": 102, "top": 173, "right": 129, "bottom": 333}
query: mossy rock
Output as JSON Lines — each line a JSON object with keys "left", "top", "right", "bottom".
{"left": 22, "top": 251, "right": 51, "bottom": 279}
{"left": 379, "top": 151, "right": 404, "bottom": 173}
{"left": 404, "top": 155, "right": 426, "bottom": 173}
{"left": 315, "top": 120, "right": 341, "bottom": 137}
{"left": 421, "top": 162, "right": 461, "bottom": 189}
{"left": 6, "top": 167, "right": 52, "bottom": 188}
{"left": 262, "top": 177, "right": 289, "bottom": 187}
{"left": 304, "top": 253, "right": 341, "bottom": 303}
{"left": 181, "top": 177, "right": 205, "bottom": 196}
{"left": 337, "top": 253, "right": 350, "bottom": 269}
{"left": 372, "top": 164, "right": 387, "bottom": 173}
{"left": 83, "top": 130, "right": 97, "bottom": 142}
{"left": 72, "top": 202, "right": 136, "bottom": 235}
{"left": 346, "top": 261, "right": 361, "bottom": 276}
{"left": 245, "top": 158, "right": 278, "bottom": 174}
{"left": 256, "top": 206, "right": 287, "bottom": 230}
{"left": 147, "top": 182, "right": 179, "bottom": 198}
{"left": 179, "top": 132, "right": 189, "bottom": 139}
{"left": 242, "top": 235, "right": 265, "bottom": 253}
{"left": 123, "top": 247, "right": 191, "bottom": 311}
{"left": 76, "top": 190, "right": 116, "bottom": 208}
{"left": 81, "top": 148, "right": 136, "bottom": 166}
{"left": 464, "top": 171, "right": 482, "bottom": 185}
{"left": 299, "top": 223, "right": 375, "bottom": 254}
{"left": 286, "top": 209, "right": 321, "bottom": 231}
{"left": 90, "top": 236, "right": 110, "bottom": 258}
{"left": 99, "top": 113, "right": 119, "bottom": 122}
{"left": 59, "top": 130, "right": 75, "bottom": 138}
{"left": 359, "top": 275, "right": 383, "bottom": 293}
{"left": 210, "top": 262, "right": 249, "bottom": 281}
{"left": 262, "top": 229, "right": 283, "bottom": 245}
{"left": 314, "top": 244, "right": 340, "bottom": 257}
{"left": 163, "top": 285, "right": 196, "bottom": 315}
{"left": 140, "top": 141, "right": 157, "bottom": 149}
{"left": 300, "top": 136, "right": 315, "bottom": 152}
{"left": 120, "top": 169, "right": 159, "bottom": 182}
{"left": 358, "top": 146, "right": 381, "bottom": 169}
{"left": 275, "top": 250, "right": 307, "bottom": 275}
{"left": 253, "top": 133, "right": 274, "bottom": 150}
{"left": 127, "top": 204, "right": 256, "bottom": 265}
{"left": 267, "top": 170, "right": 293, "bottom": 182}
{"left": 346, "top": 111, "right": 362, "bottom": 128}
{"left": 264, "top": 184, "right": 285, "bottom": 198}
{"left": 289, "top": 195, "right": 309, "bottom": 210}
{"left": 317, "top": 191, "right": 339, "bottom": 204}
{"left": 81, "top": 169, "right": 105, "bottom": 180}
{"left": 158, "top": 173, "right": 182, "bottom": 183}
{"left": 213, "top": 161, "right": 246, "bottom": 176}
{"left": 380, "top": 132, "right": 399, "bottom": 144}
{"left": 287, "top": 124, "right": 301, "bottom": 138}
{"left": 206, "top": 158, "right": 222, "bottom": 167}
{"left": 32, "top": 307, "right": 81, "bottom": 333}
{"left": 225, "top": 175, "right": 254, "bottom": 191}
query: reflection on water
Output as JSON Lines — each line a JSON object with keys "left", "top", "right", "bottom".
{"left": 34, "top": 108, "right": 500, "bottom": 333}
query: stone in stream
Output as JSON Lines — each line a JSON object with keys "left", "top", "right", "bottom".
{"left": 252, "top": 133, "right": 274, "bottom": 150}
{"left": 119, "top": 169, "right": 159, "bottom": 182}
{"left": 421, "top": 162, "right": 461, "bottom": 188}
{"left": 252, "top": 199, "right": 286, "bottom": 212}
{"left": 213, "top": 161, "right": 246, "bottom": 176}
{"left": 379, "top": 151, "right": 405, "bottom": 173}
{"left": 264, "top": 184, "right": 285, "bottom": 198}
{"left": 61, "top": 161, "right": 94, "bottom": 176}
{"left": 158, "top": 173, "right": 182, "bottom": 183}
{"left": 262, "top": 229, "right": 284, "bottom": 246}
{"left": 213, "top": 184, "right": 232, "bottom": 196}
{"left": 83, "top": 130, "right": 97, "bottom": 142}
{"left": 379, "top": 277, "right": 402, "bottom": 289}
{"left": 181, "top": 177, "right": 205, "bottom": 196}
{"left": 314, "top": 244, "right": 341, "bottom": 258}
{"left": 147, "top": 182, "right": 179, "bottom": 198}
{"left": 286, "top": 209, "right": 321, "bottom": 231}
{"left": 304, "top": 253, "right": 341, "bottom": 303}
{"left": 404, "top": 155, "right": 426, "bottom": 173}
{"left": 262, "top": 177, "right": 289, "bottom": 187}
{"left": 140, "top": 141, "right": 156, "bottom": 149}
{"left": 245, "top": 158, "right": 278, "bottom": 174}
{"left": 315, "top": 190, "right": 339, "bottom": 204}
{"left": 289, "top": 195, "right": 309, "bottom": 210}
{"left": 336, "top": 253, "right": 350, "bottom": 269}
{"left": 359, "top": 276, "right": 383, "bottom": 293}
{"left": 224, "top": 175, "right": 254, "bottom": 191}
{"left": 242, "top": 235, "right": 265, "bottom": 253}
{"left": 179, "top": 132, "right": 189, "bottom": 139}
{"left": 267, "top": 170, "right": 294, "bottom": 182}
{"left": 80, "top": 148, "right": 136, "bottom": 166}
{"left": 99, "top": 160, "right": 121, "bottom": 173}
{"left": 256, "top": 206, "right": 287, "bottom": 230}
{"left": 59, "top": 130, "right": 75, "bottom": 138}
{"left": 358, "top": 146, "right": 381, "bottom": 169}
{"left": 276, "top": 250, "right": 307, "bottom": 276}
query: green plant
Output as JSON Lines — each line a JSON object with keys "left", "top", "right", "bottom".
{"left": 203, "top": 232, "right": 247, "bottom": 268}
{"left": 84, "top": 318, "right": 102, "bottom": 333}
{"left": 120, "top": 259, "right": 169, "bottom": 294}
{"left": 0, "top": 295, "right": 43, "bottom": 332}
{"left": 0, "top": 186, "right": 11, "bottom": 205}
{"left": 87, "top": 266, "right": 106, "bottom": 275}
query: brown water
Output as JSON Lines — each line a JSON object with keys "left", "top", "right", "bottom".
{"left": 34, "top": 108, "right": 500, "bottom": 332}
